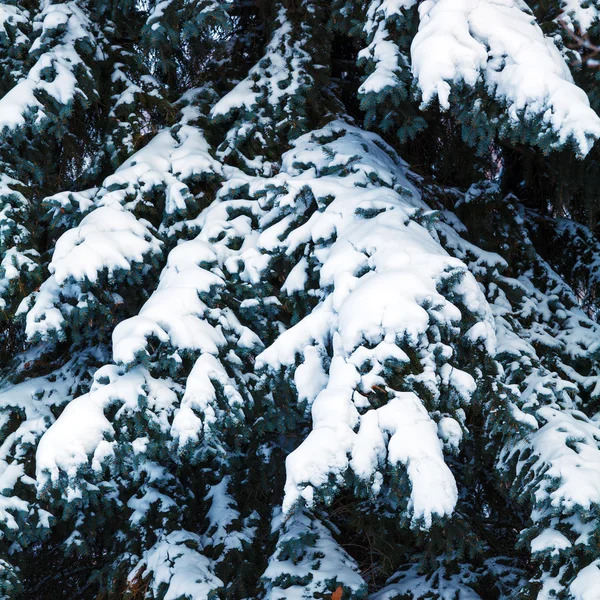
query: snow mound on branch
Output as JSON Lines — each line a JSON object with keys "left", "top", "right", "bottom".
{"left": 23, "top": 205, "right": 161, "bottom": 340}
{"left": 412, "top": 0, "right": 600, "bottom": 155}
{"left": 254, "top": 122, "right": 495, "bottom": 527}
{"left": 263, "top": 508, "right": 367, "bottom": 599}
{"left": 211, "top": 7, "right": 310, "bottom": 118}
{"left": 112, "top": 125, "right": 222, "bottom": 217}
{"left": 560, "top": 0, "right": 599, "bottom": 34}
{"left": 112, "top": 199, "right": 261, "bottom": 365}
{"left": 171, "top": 354, "right": 245, "bottom": 447}
{"left": 130, "top": 531, "right": 223, "bottom": 600}
{"left": 35, "top": 366, "right": 171, "bottom": 487}
{"left": 35, "top": 393, "right": 113, "bottom": 484}
{"left": 371, "top": 562, "right": 481, "bottom": 600}
{"left": 24, "top": 124, "right": 223, "bottom": 342}
{"left": 358, "top": 0, "right": 417, "bottom": 96}
{"left": 112, "top": 239, "right": 225, "bottom": 364}
{"left": 0, "top": 2, "right": 97, "bottom": 130}
{"left": 570, "top": 560, "right": 600, "bottom": 600}
{"left": 352, "top": 392, "right": 458, "bottom": 522}
{"left": 507, "top": 406, "right": 600, "bottom": 511}
{"left": 51, "top": 207, "right": 157, "bottom": 285}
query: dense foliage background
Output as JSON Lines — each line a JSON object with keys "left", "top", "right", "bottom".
{"left": 2, "top": 0, "right": 600, "bottom": 598}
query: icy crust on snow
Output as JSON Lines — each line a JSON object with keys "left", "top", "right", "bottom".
{"left": 262, "top": 508, "right": 367, "bottom": 599}
{"left": 0, "top": 2, "right": 97, "bottom": 130}
{"left": 412, "top": 0, "right": 600, "bottom": 155}
{"left": 252, "top": 122, "right": 494, "bottom": 527}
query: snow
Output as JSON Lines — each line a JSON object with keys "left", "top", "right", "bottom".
{"left": 371, "top": 562, "right": 482, "bottom": 600}
{"left": 0, "top": 2, "right": 96, "bottom": 130}
{"left": 36, "top": 393, "right": 113, "bottom": 483}
{"left": 23, "top": 93, "right": 600, "bottom": 598}
{"left": 435, "top": 184, "right": 600, "bottom": 595}
{"left": 531, "top": 529, "right": 572, "bottom": 555}
{"left": 112, "top": 239, "right": 225, "bottom": 364}
{"left": 437, "top": 416, "right": 463, "bottom": 452}
{"left": 3, "top": 0, "right": 600, "bottom": 594}
{"left": 128, "top": 488, "right": 176, "bottom": 526}
{"left": 355, "top": 393, "right": 458, "bottom": 528}
{"left": 358, "top": 0, "right": 416, "bottom": 95}
{"left": 0, "top": 350, "right": 102, "bottom": 563}
{"left": 211, "top": 78, "right": 256, "bottom": 117}
{"left": 24, "top": 205, "right": 161, "bottom": 341}
{"left": 294, "top": 346, "right": 328, "bottom": 406}
{"left": 112, "top": 193, "right": 262, "bottom": 365}
{"left": 0, "top": 4, "right": 29, "bottom": 54}
{"left": 507, "top": 406, "right": 600, "bottom": 513}
{"left": 336, "top": 269, "right": 457, "bottom": 352}
{"left": 30, "top": 123, "right": 503, "bottom": 600}
{"left": 115, "top": 125, "right": 221, "bottom": 187}
{"left": 132, "top": 531, "right": 223, "bottom": 600}
{"left": 0, "top": 174, "right": 40, "bottom": 310}
{"left": 35, "top": 366, "right": 175, "bottom": 488}
{"left": 570, "top": 560, "right": 600, "bottom": 600}
{"left": 412, "top": 0, "right": 600, "bottom": 155}
{"left": 211, "top": 8, "right": 306, "bottom": 118}
{"left": 25, "top": 121, "right": 224, "bottom": 344}
{"left": 52, "top": 207, "right": 159, "bottom": 285}
{"left": 281, "top": 257, "right": 309, "bottom": 295}
{"left": 561, "top": 0, "right": 599, "bottom": 34}
{"left": 202, "top": 477, "right": 254, "bottom": 554}
{"left": 248, "top": 122, "right": 493, "bottom": 524}
{"left": 263, "top": 508, "right": 366, "bottom": 599}
{"left": 210, "top": 5, "right": 316, "bottom": 169}
{"left": 172, "top": 353, "right": 244, "bottom": 445}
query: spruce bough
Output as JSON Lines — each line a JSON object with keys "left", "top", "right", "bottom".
{"left": 1, "top": 0, "right": 600, "bottom": 598}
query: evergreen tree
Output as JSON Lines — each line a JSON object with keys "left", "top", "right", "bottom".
{"left": 1, "top": 0, "right": 600, "bottom": 599}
